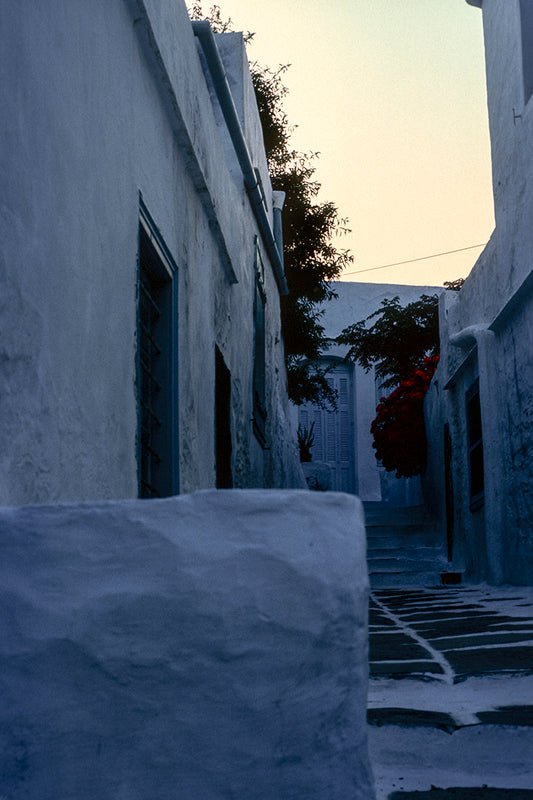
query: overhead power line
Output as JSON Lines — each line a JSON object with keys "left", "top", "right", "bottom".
{"left": 342, "top": 243, "right": 487, "bottom": 277}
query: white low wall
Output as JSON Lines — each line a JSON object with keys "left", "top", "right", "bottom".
{"left": 0, "top": 490, "right": 374, "bottom": 799}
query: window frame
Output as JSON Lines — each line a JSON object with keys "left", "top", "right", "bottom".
{"left": 137, "top": 197, "right": 179, "bottom": 498}
{"left": 466, "top": 377, "right": 484, "bottom": 512}
{"left": 520, "top": 0, "right": 533, "bottom": 105}
{"left": 252, "top": 239, "right": 267, "bottom": 448}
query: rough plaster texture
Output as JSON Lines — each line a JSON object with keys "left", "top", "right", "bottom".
{"left": 425, "top": 0, "right": 533, "bottom": 584}
{"left": 213, "top": 32, "right": 272, "bottom": 211}
{"left": 298, "top": 281, "right": 441, "bottom": 504}
{"left": 0, "top": 0, "right": 303, "bottom": 504}
{"left": 0, "top": 489, "right": 373, "bottom": 800}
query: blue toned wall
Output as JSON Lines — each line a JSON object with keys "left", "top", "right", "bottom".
{"left": 0, "top": 0, "right": 303, "bottom": 503}
{"left": 423, "top": 0, "right": 533, "bottom": 584}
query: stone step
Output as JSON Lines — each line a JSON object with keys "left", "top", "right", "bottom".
{"left": 367, "top": 544, "right": 444, "bottom": 555}
{"left": 368, "top": 538, "right": 443, "bottom": 549}
{"left": 363, "top": 504, "right": 431, "bottom": 526}
{"left": 368, "top": 557, "right": 447, "bottom": 574}
{"left": 364, "top": 504, "right": 447, "bottom": 588}
{"left": 367, "top": 541, "right": 444, "bottom": 550}
{"left": 367, "top": 531, "right": 440, "bottom": 547}
{"left": 370, "top": 570, "right": 445, "bottom": 588}
{"left": 366, "top": 525, "right": 437, "bottom": 538}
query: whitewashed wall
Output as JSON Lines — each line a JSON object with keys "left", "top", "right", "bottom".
{"left": 425, "top": 0, "right": 533, "bottom": 584}
{"left": 0, "top": 490, "right": 374, "bottom": 800}
{"left": 0, "top": 0, "right": 303, "bottom": 504}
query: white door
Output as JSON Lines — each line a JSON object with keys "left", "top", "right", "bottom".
{"left": 299, "top": 361, "right": 356, "bottom": 493}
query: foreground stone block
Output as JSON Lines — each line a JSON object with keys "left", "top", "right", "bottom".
{"left": 0, "top": 489, "right": 373, "bottom": 799}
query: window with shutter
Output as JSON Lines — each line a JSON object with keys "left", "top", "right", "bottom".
{"left": 520, "top": 0, "right": 533, "bottom": 104}
{"left": 466, "top": 378, "right": 484, "bottom": 511}
{"left": 298, "top": 359, "right": 356, "bottom": 493}
{"left": 252, "top": 242, "right": 267, "bottom": 448}
{"left": 137, "top": 200, "right": 179, "bottom": 498}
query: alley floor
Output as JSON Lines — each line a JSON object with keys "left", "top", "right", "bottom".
{"left": 367, "top": 584, "right": 533, "bottom": 799}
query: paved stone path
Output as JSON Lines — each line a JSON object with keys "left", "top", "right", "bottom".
{"left": 368, "top": 585, "right": 533, "bottom": 797}
{"left": 370, "top": 586, "right": 533, "bottom": 687}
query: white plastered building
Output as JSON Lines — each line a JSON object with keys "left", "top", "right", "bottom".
{"left": 0, "top": 1, "right": 304, "bottom": 504}
{"left": 424, "top": 0, "right": 533, "bottom": 585}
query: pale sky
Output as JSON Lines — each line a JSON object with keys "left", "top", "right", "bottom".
{"left": 197, "top": 0, "right": 495, "bottom": 286}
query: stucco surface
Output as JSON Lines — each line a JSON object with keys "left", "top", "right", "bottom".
{"left": 0, "top": 0, "right": 303, "bottom": 503}
{"left": 0, "top": 490, "right": 373, "bottom": 799}
{"left": 499, "top": 300, "right": 533, "bottom": 582}
{"left": 424, "top": 0, "right": 533, "bottom": 584}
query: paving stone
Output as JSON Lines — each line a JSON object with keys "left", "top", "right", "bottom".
{"left": 384, "top": 596, "right": 475, "bottom": 605}
{"left": 431, "top": 632, "right": 533, "bottom": 650}
{"left": 370, "top": 633, "right": 432, "bottom": 661}
{"left": 487, "top": 622, "right": 533, "bottom": 632}
{"left": 388, "top": 602, "right": 469, "bottom": 611}
{"left": 370, "top": 661, "right": 444, "bottom": 677}
{"left": 445, "top": 646, "right": 533, "bottom": 678}
{"left": 369, "top": 589, "right": 533, "bottom": 683}
{"left": 481, "top": 597, "right": 525, "bottom": 603}
{"left": 383, "top": 595, "right": 473, "bottom": 606}
{"left": 369, "top": 626, "right": 398, "bottom": 633}
{"left": 367, "top": 707, "right": 457, "bottom": 732}
{"left": 399, "top": 608, "right": 486, "bottom": 622}
{"left": 373, "top": 590, "right": 429, "bottom": 599}
{"left": 369, "top": 614, "right": 396, "bottom": 627}
{"left": 379, "top": 597, "right": 475, "bottom": 611}
{"left": 370, "top": 632, "right": 421, "bottom": 646}
{"left": 476, "top": 705, "right": 533, "bottom": 726}
{"left": 382, "top": 603, "right": 460, "bottom": 613}
{"left": 411, "top": 615, "right": 525, "bottom": 639}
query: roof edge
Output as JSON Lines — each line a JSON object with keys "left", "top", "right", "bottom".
{"left": 465, "top": 0, "right": 482, "bottom": 8}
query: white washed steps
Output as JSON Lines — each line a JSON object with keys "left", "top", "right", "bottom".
{"left": 364, "top": 504, "right": 447, "bottom": 587}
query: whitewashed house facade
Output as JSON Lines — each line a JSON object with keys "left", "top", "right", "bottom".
{"left": 424, "top": 0, "right": 533, "bottom": 585}
{"left": 0, "top": 1, "right": 304, "bottom": 504}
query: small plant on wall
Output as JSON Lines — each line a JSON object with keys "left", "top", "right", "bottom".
{"left": 297, "top": 422, "right": 315, "bottom": 463}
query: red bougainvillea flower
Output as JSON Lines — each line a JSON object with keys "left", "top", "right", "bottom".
{"left": 371, "top": 356, "right": 439, "bottom": 478}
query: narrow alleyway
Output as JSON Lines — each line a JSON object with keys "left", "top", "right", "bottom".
{"left": 366, "top": 573, "right": 533, "bottom": 797}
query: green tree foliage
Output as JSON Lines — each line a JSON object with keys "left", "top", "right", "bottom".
{"left": 336, "top": 294, "right": 440, "bottom": 389}
{"left": 188, "top": 4, "right": 352, "bottom": 406}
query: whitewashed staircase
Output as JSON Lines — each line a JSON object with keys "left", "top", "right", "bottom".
{"left": 364, "top": 504, "right": 449, "bottom": 588}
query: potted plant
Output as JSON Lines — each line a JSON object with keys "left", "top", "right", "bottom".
{"left": 297, "top": 422, "right": 315, "bottom": 463}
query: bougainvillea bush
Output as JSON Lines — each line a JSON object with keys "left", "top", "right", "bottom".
{"left": 371, "top": 356, "right": 439, "bottom": 478}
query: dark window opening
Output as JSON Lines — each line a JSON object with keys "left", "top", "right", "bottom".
{"left": 215, "top": 346, "right": 232, "bottom": 488}
{"left": 253, "top": 244, "right": 267, "bottom": 448}
{"left": 466, "top": 379, "right": 484, "bottom": 511}
{"left": 137, "top": 203, "right": 178, "bottom": 498}
{"left": 444, "top": 422, "right": 454, "bottom": 561}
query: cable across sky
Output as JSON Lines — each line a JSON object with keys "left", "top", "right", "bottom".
{"left": 342, "top": 243, "right": 487, "bottom": 277}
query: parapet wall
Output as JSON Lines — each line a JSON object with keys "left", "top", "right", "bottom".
{"left": 0, "top": 489, "right": 374, "bottom": 799}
